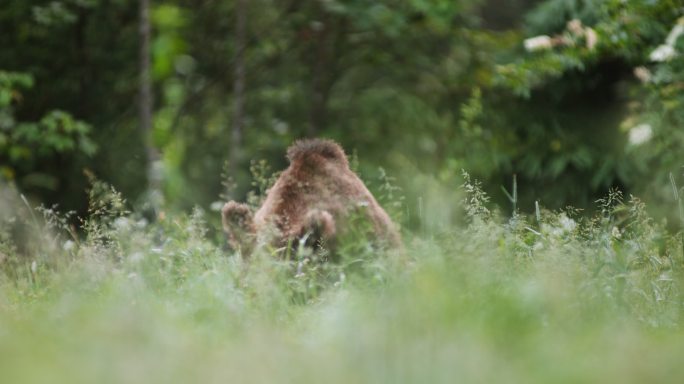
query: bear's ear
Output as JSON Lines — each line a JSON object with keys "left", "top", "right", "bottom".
{"left": 221, "top": 201, "right": 256, "bottom": 253}
{"left": 286, "top": 138, "right": 348, "bottom": 167}
{"left": 221, "top": 201, "right": 253, "bottom": 229}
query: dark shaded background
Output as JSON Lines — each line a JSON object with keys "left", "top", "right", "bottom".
{"left": 1, "top": 0, "right": 683, "bottom": 229}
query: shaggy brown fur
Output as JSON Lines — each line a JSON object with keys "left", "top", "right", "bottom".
{"left": 222, "top": 138, "right": 400, "bottom": 253}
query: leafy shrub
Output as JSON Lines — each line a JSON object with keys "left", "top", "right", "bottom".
{"left": 0, "top": 70, "right": 96, "bottom": 189}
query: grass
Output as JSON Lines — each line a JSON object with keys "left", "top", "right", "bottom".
{"left": 1, "top": 177, "right": 684, "bottom": 384}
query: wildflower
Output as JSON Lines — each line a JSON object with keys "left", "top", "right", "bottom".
{"left": 628, "top": 124, "right": 653, "bottom": 146}
{"left": 633, "top": 66, "right": 652, "bottom": 84}
{"left": 63, "top": 240, "right": 75, "bottom": 251}
{"left": 650, "top": 45, "right": 676, "bottom": 62}
{"left": 649, "top": 18, "right": 684, "bottom": 62}
{"left": 545, "top": 213, "right": 577, "bottom": 237}
{"left": 524, "top": 35, "right": 553, "bottom": 52}
{"left": 564, "top": 19, "right": 597, "bottom": 50}
{"left": 559, "top": 214, "right": 577, "bottom": 232}
{"left": 113, "top": 216, "right": 130, "bottom": 230}
{"left": 611, "top": 226, "right": 622, "bottom": 239}
{"left": 585, "top": 27, "right": 598, "bottom": 50}
{"left": 567, "top": 19, "right": 584, "bottom": 36}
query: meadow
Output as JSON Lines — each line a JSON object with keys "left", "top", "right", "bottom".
{"left": 2, "top": 174, "right": 684, "bottom": 384}
{"left": 2, "top": 1, "right": 684, "bottom": 382}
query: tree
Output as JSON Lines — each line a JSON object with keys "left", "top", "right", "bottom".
{"left": 229, "top": 0, "right": 247, "bottom": 186}
{"left": 139, "top": 0, "right": 162, "bottom": 209}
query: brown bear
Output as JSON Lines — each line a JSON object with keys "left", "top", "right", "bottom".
{"left": 221, "top": 138, "right": 400, "bottom": 254}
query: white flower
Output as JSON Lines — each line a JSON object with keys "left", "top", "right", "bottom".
{"left": 559, "top": 214, "right": 577, "bottom": 232}
{"left": 648, "top": 18, "right": 684, "bottom": 63}
{"left": 524, "top": 35, "right": 553, "bottom": 52}
{"left": 650, "top": 44, "right": 676, "bottom": 62}
{"left": 633, "top": 66, "right": 652, "bottom": 83}
{"left": 210, "top": 201, "right": 224, "bottom": 212}
{"left": 113, "top": 216, "right": 131, "bottom": 230}
{"left": 585, "top": 27, "right": 598, "bottom": 50}
{"left": 542, "top": 214, "right": 576, "bottom": 237}
{"left": 63, "top": 240, "right": 75, "bottom": 251}
{"left": 567, "top": 19, "right": 584, "bottom": 36}
{"left": 611, "top": 226, "right": 622, "bottom": 239}
{"left": 665, "top": 23, "right": 684, "bottom": 47}
{"left": 629, "top": 124, "right": 653, "bottom": 146}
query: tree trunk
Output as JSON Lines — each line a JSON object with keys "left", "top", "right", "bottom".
{"left": 139, "top": 0, "right": 161, "bottom": 208}
{"left": 308, "top": 11, "right": 330, "bottom": 137}
{"left": 229, "top": 0, "right": 246, "bottom": 183}
{"left": 75, "top": 7, "right": 88, "bottom": 117}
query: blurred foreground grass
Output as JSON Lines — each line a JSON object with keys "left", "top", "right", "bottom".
{"left": 1, "top": 180, "right": 684, "bottom": 384}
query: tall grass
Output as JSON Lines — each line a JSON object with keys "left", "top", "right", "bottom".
{"left": 1, "top": 175, "right": 683, "bottom": 384}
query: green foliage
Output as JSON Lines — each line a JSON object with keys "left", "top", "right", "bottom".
{"left": 1, "top": 0, "right": 145, "bottom": 211}
{"left": 152, "top": 4, "right": 188, "bottom": 79}
{"left": 524, "top": 0, "right": 603, "bottom": 34}
{"left": 462, "top": 0, "right": 684, "bottom": 211}
{"left": 1, "top": 0, "right": 683, "bottom": 224}
{"left": 0, "top": 71, "right": 95, "bottom": 188}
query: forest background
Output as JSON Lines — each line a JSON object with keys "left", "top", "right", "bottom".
{"left": 1, "top": 0, "right": 684, "bottom": 229}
